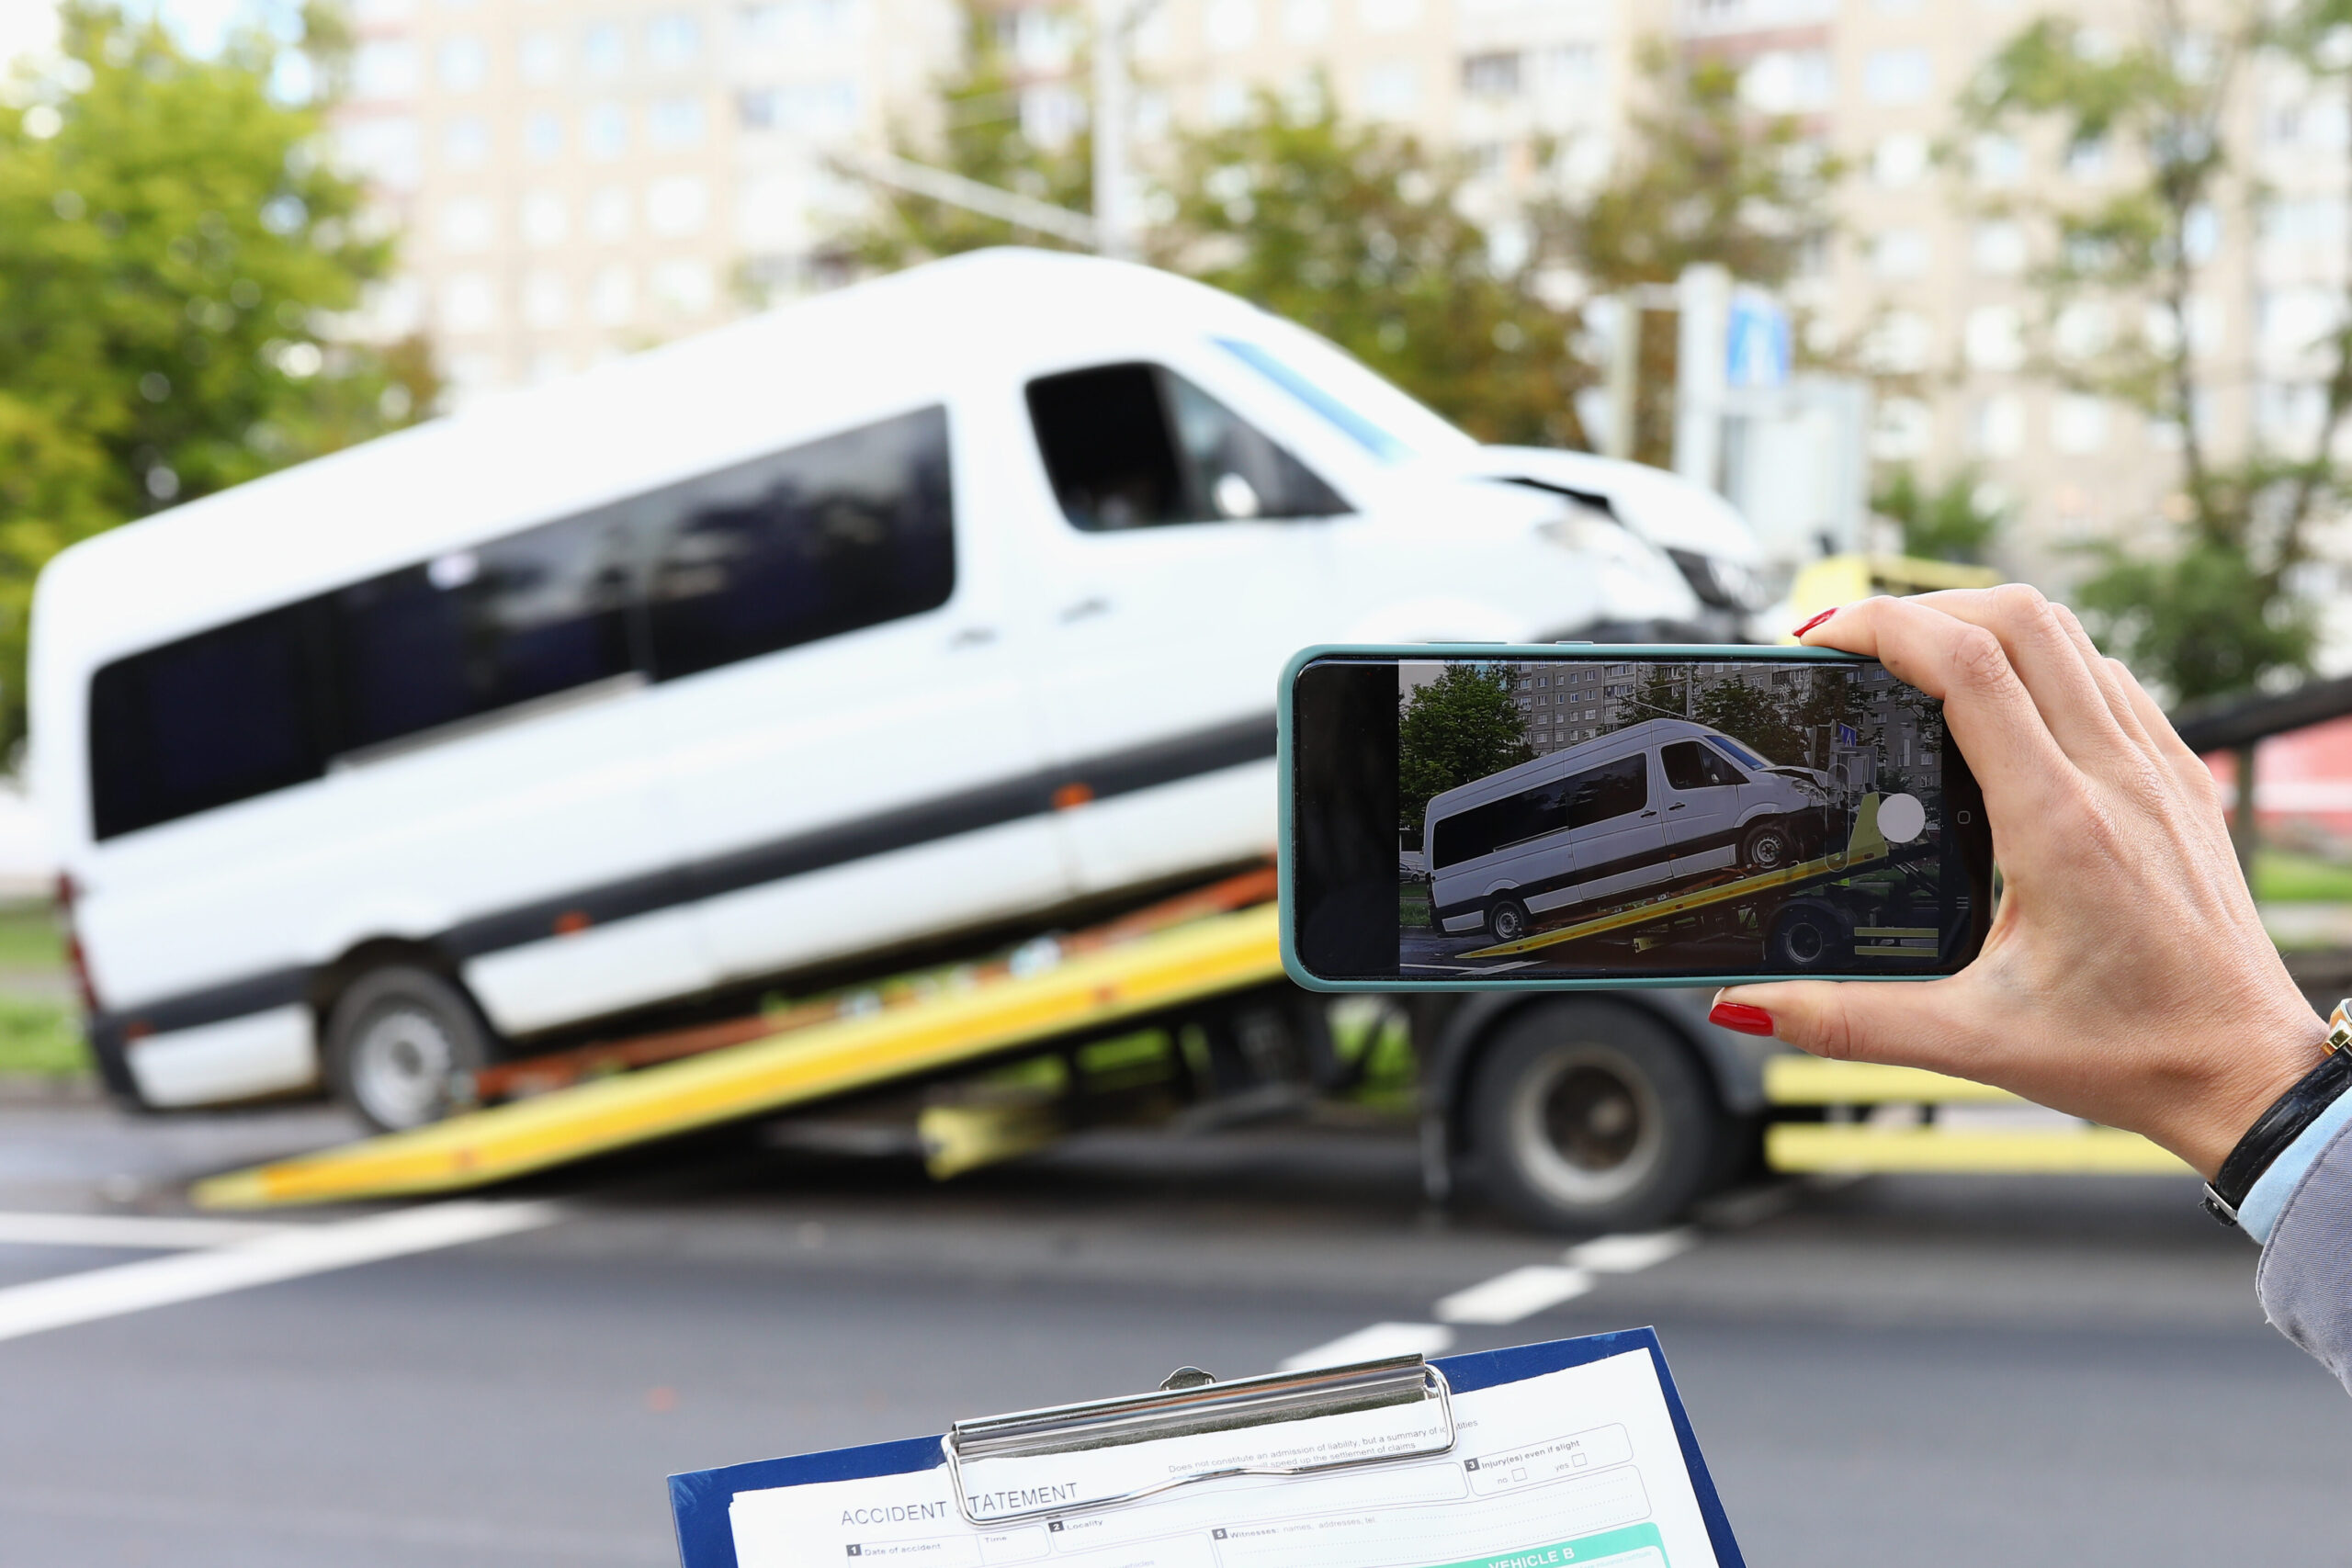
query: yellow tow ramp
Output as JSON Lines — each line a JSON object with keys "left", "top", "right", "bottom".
{"left": 194, "top": 904, "right": 1284, "bottom": 1210}
{"left": 1761, "top": 1055, "right": 2188, "bottom": 1176}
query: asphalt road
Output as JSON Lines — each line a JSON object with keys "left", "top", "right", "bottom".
{"left": 0, "top": 1095, "right": 2346, "bottom": 1567}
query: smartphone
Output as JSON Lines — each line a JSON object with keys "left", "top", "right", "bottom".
{"left": 1281, "top": 645, "right": 1995, "bottom": 990}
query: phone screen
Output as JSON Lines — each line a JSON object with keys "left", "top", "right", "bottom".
{"left": 1286, "top": 652, "right": 1994, "bottom": 986}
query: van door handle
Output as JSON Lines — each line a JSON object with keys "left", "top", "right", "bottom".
{"left": 948, "top": 626, "right": 999, "bottom": 649}
{"left": 1668, "top": 802, "right": 1688, "bottom": 810}
{"left": 1059, "top": 596, "right": 1112, "bottom": 624}
{"left": 1639, "top": 809, "right": 1658, "bottom": 818}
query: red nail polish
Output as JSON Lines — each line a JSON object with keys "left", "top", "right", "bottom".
{"left": 1792, "top": 607, "right": 1838, "bottom": 637}
{"left": 1709, "top": 1000, "right": 1775, "bottom": 1036}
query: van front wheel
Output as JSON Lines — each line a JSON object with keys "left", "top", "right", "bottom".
{"left": 1485, "top": 898, "right": 1531, "bottom": 944}
{"left": 1739, "top": 819, "right": 1794, "bottom": 871}
{"left": 325, "top": 966, "right": 492, "bottom": 1133}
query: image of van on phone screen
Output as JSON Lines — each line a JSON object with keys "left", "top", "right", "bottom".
{"left": 1283, "top": 649, "right": 1995, "bottom": 987}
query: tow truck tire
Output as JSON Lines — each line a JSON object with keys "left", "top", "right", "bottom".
{"left": 1767, "top": 899, "right": 1851, "bottom": 971}
{"left": 325, "top": 965, "right": 492, "bottom": 1133}
{"left": 1739, "top": 818, "right": 1794, "bottom": 871}
{"left": 1485, "top": 897, "right": 1531, "bottom": 943}
{"left": 1466, "top": 1001, "right": 1725, "bottom": 1234}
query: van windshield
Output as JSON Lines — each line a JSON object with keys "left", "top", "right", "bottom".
{"left": 1709, "top": 736, "right": 1769, "bottom": 770}
{"left": 1213, "top": 335, "right": 1474, "bottom": 463}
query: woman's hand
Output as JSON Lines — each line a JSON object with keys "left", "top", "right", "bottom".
{"left": 1714, "top": 586, "right": 2327, "bottom": 1179}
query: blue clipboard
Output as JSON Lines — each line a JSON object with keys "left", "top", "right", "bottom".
{"left": 667, "top": 1326, "right": 1745, "bottom": 1567}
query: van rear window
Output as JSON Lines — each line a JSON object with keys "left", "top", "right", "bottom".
{"left": 85, "top": 405, "right": 956, "bottom": 839}
{"left": 89, "top": 606, "right": 329, "bottom": 840}
{"left": 1430, "top": 753, "right": 1647, "bottom": 870}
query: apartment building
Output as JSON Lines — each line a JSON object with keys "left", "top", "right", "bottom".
{"left": 333, "top": 0, "right": 961, "bottom": 401}
{"left": 331, "top": 0, "right": 2352, "bottom": 615}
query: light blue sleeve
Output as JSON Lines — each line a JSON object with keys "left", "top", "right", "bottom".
{"left": 2239, "top": 1088, "right": 2352, "bottom": 1244}
{"left": 2255, "top": 1114, "right": 2352, "bottom": 1397}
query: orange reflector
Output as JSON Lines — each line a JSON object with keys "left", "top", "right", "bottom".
{"left": 553, "top": 909, "right": 593, "bottom": 935}
{"left": 1052, "top": 782, "right": 1094, "bottom": 810}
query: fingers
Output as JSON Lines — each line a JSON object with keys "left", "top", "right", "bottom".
{"left": 1715, "top": 977, "right": 1988, "bottom": 1077}
{"left": 1902, "top": 585, "right": 2143, "bottom": 774}
{"left": 1801, "top": 593, "right": 2076, "bottom": 828}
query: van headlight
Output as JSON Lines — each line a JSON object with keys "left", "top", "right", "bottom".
{"left": 1666, "top": 548, "right": 1768, "bottom": 612}
{"left": 1536, "top": 508, "right": 1651, "bottom": 566}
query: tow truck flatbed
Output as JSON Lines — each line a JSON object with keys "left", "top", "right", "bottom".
{"left": 193, "top": 901, "right": 1283, "bottom": 1209}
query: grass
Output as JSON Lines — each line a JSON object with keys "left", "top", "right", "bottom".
{"left": 0, "top": 994, "right": 87, "bottom": 1077}
{"left": 0, "top": 901, "right": 62, "bottom": 971}
{"left": 2253, "top": 850, "right": 2352, "bottom": 905}
{"left": 1400, "top": 881, "right": 1431, "bottom": 930}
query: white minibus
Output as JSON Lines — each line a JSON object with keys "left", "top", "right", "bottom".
{"left": 1428, "top": 719, "right": 1828, "bottom": 942}
{"left": 31, "top": 249, "right": 1761, "bottom": 1128}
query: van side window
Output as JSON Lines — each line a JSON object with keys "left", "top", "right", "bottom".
{"left": 647, "top": 405, "right": 956, "bottom": 679}
{"left": 1026, "top": 362, "right": 1347, "bottom": 530}
{"left": 332, "top": 513, "right": 638, "bottom": 753}
{"left": 1430, "top": 753, "right": 1648, "bottom": 869}
{"left": 1662, "top": 739, "right": 1744, "bottom": 790}
{"left": 89, "top": 606, "right": 329, "bottom": 840}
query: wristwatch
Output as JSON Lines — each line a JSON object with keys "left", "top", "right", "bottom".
{"left": 2201, "top": 999, "right": 2352, "bottom": 1229}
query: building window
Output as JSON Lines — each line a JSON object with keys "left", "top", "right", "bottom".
{"left": 352, "top": 40, "right": 419, "bottom": 98}
{"left": 649, "top": 96, "right": 707, "bottom": 149}
{"left": 1871, "top": 227, "right": 1928, "bottom": 279}
{"left": 1972, "top": 220, "right": 2026, "bottom": 275}
{"left": 441, "top": 272, "right": 498, "bottom": 333}
{"left": 520, "top": 190, "right": 568, "bottom": 247}
{"left": 588, "top": 186, "right": 631, "bottom": 242}
{"left": 2052, "top": 393, "right": 2109, "bottom": 454}
{"left": 1206, "top": 0, "right": 1258, "bottom": 51}
{"left": 1363, "top": 61, "right": 1419, "bottom": 118}
{"left": 1463, "top": 51, "right": 1520, "bottom": 97}
{"left": 1742, "top": 49, "right": 1834, "bottom": 113}
{"left": 1862, "top": 48, "right": 1930, "bottom": 105}
{"left": 592, "top": 264, "right": 634, "bottom": 323}
{"left": 582, "top": 23, "right": 626, "bottom": 76}
{"left": 440, "top": 197, "right": 495, "bottom": 253}
{"left": 651, "top": 259, "right": 717, "bottom": 315}
{"left": 437, "top": 36, "right": 488, "bottom": 92}
{"left": 1283, "top": 0, "right": 1329, "bottom": 41}
{"left": 1360, "top": 0, "right": 1419, "bottom": 32}
{"left": 647, "top": 175, "right": 709, "bottom": 235}
{"left": 647, "top": 11, "right": 702, "bottom": 65}
{"left": 519, "top": 32, "right": 561, "bottom": 84}
{"left": 584, "top": 102, "right": 628, "bottom": 159}
{"left": 1964, "top": 305, "right": 2025, "bottom": 372}
{"left": 441, "top": 116, "right": 489, "bottom": 168}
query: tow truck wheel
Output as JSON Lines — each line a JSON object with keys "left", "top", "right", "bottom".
{"left": 1485, "top": 897, "right": 1530, "bottom": 943}
{"left": 1739, "top": 819, "right": 1793, "bottom": 871}
{"left": 1767, "top": 900, "right": 1851, "bottom": 970}
{"left": 1466, "top": 1001, "right": 1724, "bottom": 1233}
{"left": 325, "top": 965, "right": 492, "bottom": 1133}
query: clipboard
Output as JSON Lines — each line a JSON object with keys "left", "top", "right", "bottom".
{"left": 668, "top": 1326, "right": 1745, "bottom": 1568}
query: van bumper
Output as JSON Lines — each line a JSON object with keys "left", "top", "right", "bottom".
{"left": 90, "top": 1006, "right": 320, "bottom": 1111}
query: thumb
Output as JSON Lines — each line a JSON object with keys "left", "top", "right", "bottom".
{"left": 1713, "top": 978, "right": 1966, "bottom": 1070}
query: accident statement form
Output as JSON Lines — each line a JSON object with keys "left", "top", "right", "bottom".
{"left": 718, "top": 1343, "right": 1730, "bottom": 1568}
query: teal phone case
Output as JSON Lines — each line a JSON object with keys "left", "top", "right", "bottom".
{"left": 1276, "top": 642, "right": 1972, "bottom": 992}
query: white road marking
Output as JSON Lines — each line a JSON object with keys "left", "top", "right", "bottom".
{"left": 0, "top": 1212, "right": 289, "bottom": 1251}
{"left": 1435, "top": 1265, "right": 1594, "bottom": 1325}
{"left": 0, "top": 1200, "right": 562, "bottom": 1346}
{"left": 1279, "top": 1321, "right": 1456, "bottom": 1371}
{"left": 1564, "top": 1228, "right": 1694, "bottom": 1274}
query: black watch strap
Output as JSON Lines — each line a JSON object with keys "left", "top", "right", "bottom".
{"left": 2202, "top": 1000, "right": 2352, "bottom": 1229}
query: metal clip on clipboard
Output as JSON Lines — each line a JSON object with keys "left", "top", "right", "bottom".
{"left": 940, "top": 1353, "right": 1458, "bottom": 1528}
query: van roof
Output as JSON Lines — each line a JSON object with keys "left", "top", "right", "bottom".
{"left": 1423, "top": 717, "right": 1727, "bottom": 819}
{"left": 28, "top": 249, "right": 1279, "bottom": 675}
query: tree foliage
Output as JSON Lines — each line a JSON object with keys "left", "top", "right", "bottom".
{"left": 0, "top": 3, "right": 432, "bottom": 742}
{"left": 1398, "top": 664, "right": 1532, "bottom": 840}
{"left": 826, "top": 5, "right": 1092, "bottom": 270}
{"left": 1962, "top": 2, "right": 2343, "bottom": 700}
{"left": 1871, "top": 467, "right": 2005, "bottom": 564}
{"left": 1547, "top": 44, "right": 1841, "bottom": 465}
{"left": 1151, "top": 87, "right": 1589, "bottom": 446}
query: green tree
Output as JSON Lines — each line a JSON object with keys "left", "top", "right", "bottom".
{"left": 1151, "top": 86, "right": 1588, "bottom": 446}
{"left": 826, "top": 3, "right": 1092, "bottom": 270}
{"left": 1398, "top": 663, "right": 1532, "bottom": 840}
{"left": 1871, "top": 467, "right": 2005, "bottom": 563}
{"left": 0, "top": 3, "right": 432, "bottom": 742}
{"left": 1692, "top": 678, "right": 1804, "bottom": 768}
{"left": 1555, "top": 44, "right": 1843, "bottom": 466}
{"left": 1961, "top": 3, "right": 2346, "bottom": 700}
